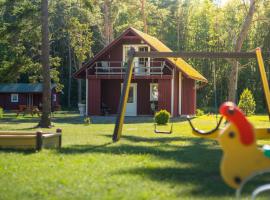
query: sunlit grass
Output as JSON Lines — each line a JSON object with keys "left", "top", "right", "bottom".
{"left": 0, "top": 112, "right": 269, "bottom": 200}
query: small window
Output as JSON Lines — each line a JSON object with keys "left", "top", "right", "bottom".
{"left": 53, "top": 94, "right": 57, "bottom": 102}
{"left": 150, "top": 83, "right": 158, "bottom": 101}
{"left": 123, "top": 46, "right": 133, "bottom": 63}
{"left": 11, "top": 94, "right": 19, "bottom": 103}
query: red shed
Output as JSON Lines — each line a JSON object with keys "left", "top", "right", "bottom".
{"left": 74, "top": 27, "right": 207, "bottom": 116}
{"left": 0, "top": 83, "right": 60, "bottom": 110}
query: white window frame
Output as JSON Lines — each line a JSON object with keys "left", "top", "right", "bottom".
{"left": 150, "top": 83, "right": 158, "bottom": 101}
{"left": 11, "top": 93, "right": 19, "bottom": 103}
{"left": 53, "top": 94, "right": 57, "bottom": 102}
{"left": 122, "top": 44, "right": 150, "bottom": 63}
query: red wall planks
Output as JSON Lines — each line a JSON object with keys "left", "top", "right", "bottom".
{"left": 137, "top": 79, "right": 157, "bottom": 115}
{"left": 100, "top": 79, "right": 157, "bottom": 115}
{"left": 181, "top": 76, "right": 196, "bottom": 115}
{"left": 0, "top": 93, "right": 42, "bottom": 110}
{"left": 88, "top": 79, "right": 101, "bottom": 115}
{"left": 101, "top": 79, "right": 121, "bottom": 114}
{"left": 158, "top": 79, "right": 171, "bottom": 113}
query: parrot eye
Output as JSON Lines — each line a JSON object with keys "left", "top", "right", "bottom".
{"left": 234, "top": 176, "right": 242, "bottom": 184}
{"left": 228, "top": 131, "right": 235, "bottom": 138}
{"left": 228, "top": 107, "right": 235, "bottom": 115}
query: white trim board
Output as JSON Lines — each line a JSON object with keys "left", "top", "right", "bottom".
{"left": 179, "top": 72, "right": 182, "bottom": 115}
{"left": 171, "top": 68, "right": 174, "bottom": 116}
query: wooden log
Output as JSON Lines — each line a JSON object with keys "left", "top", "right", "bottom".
{"left": 36, "top": 131, "right": 43, "bottom": 151}
{"left": 0, "top": 131, "right": 39, "bottom": 135}
{"left": 56, "top": 128, "right": 62, "bottom": 148}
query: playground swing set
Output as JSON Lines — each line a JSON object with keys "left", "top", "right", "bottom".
{"left": 112, "top": 47, "right": 270, "bottom": 197}
{"left": 112, "top": 47, "right": 270, "bottom": 142}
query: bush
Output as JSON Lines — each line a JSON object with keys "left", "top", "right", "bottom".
{"left": 84, "top": 117, "right": 91, "bottom": 125}
{"left": 238, "top": 88, "right": 256, "bottom": 116}
{"left": 154, "top": 110, "right": 170, "bottom": 125}
{"left": 196, "top": 109, "right": 204, "bottom": 116}
{"left": 0, "top": 107, "right": 3, "bottom": 118}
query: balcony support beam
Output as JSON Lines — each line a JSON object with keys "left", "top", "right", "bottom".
{"left": 87, "top": 75, "right": 172, "bottom": 80}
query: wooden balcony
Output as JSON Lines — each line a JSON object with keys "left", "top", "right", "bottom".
{"left": 93, "top": 61, "right": 170, "bottom": 76}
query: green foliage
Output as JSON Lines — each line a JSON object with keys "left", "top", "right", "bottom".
{"left": 238, "top": 88, "right": 256, "bottom": 116}
{"left": 0, "top": 0, "right": 269, "bottom": 108}
{"left": 84, "top": 116, "right": 91, "bottom": 125}
{"left": 68, "top": 17, "right": 93, "bottom": 63}
{"left": 0, "top": 107, "right": 3, "bottom": 118}
{"left": 154, "top": 109, "right": 170, "bottom": 125}
{"left": 196, "top": 109, "right": 204, "bottom": 116}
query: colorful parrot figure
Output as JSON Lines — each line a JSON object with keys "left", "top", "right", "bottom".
{"left": 188, "top": 102, "right": 270, "bottom": 189}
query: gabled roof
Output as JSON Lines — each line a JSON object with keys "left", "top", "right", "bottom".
{"left": 74, "top": 27, "right": 207, "bottom": 82}
{"left": 0, "top": 83, "right": 56, "bottom": 93}
{"left": 131, "top": 28, "right": 207, "bottom": 82}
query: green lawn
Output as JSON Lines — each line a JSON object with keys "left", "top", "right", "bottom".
{"left": 0, "top": 113, "right": 269, "bottom": 200}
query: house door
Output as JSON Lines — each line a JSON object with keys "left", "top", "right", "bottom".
{"left": 122, "top": 83, "right": 137, "bottom": 116}
{"left": 27, "top": 94, "right": 33, "bottom": 107}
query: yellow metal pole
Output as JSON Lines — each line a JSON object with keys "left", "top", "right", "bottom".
{"left": 256, "top": 47, "right": 270, "bottom": 118}
{"left": 112, "top": 48, "right": 135, "bottom": 142}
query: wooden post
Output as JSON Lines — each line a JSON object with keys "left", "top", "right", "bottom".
{"left": 36, "top": 131, "right": 43, "bottom": 151}
{"left": 256, "top": 48, "right": 270, "bottom": 120}
{"left": 112, "top": 48, "right": 135, "bottom": 142}
{"left": 56, "top": 128, "right": 62, "bottom": 148}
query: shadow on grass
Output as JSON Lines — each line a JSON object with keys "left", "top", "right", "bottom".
{"left": 54, "top": 116, "right": 187, "bottom": 125}
{"left": 116, "top": 166, "right": 233, "bottom": 197}
{"left": 0, "top": 148, "right": 37, "bottom": 154}
{"left": 100, "top": 134, "right": 198, "bottom": 143}
{"left": 58, "top": 136, "right": 233, "bottom": 197}
{"left": 1, "top": 114, "right": 188, "bottom": 126}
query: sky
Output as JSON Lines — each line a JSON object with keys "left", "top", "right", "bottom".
{"left": 214, "top": 0, "right": 229, "bottom": 6}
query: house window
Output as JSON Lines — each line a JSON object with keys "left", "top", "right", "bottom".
{"left": 53, "top": 94, "right": 57, "bottom": 102}
{"left": 123, "top": 45, "right": 133, "bottom": 63}
{"left": 150, "top": 83, "right": 158, "bottom": 101}
{"left": 123, "top": 45, "right": 150, "bottom": 63}
{"left": 11, "top": 94, "right": 19, "bottom": 103}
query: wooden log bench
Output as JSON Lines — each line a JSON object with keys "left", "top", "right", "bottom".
{"left": 0, "top": 129, "right": 62, "bottom": 151}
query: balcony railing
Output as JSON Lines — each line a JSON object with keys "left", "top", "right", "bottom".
{"left": 94, "top": 61, "right": 169, "bottom": 76}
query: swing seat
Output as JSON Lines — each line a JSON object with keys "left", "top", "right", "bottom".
{"left": 154, "top": 123, "right": 173, "bottom": 134}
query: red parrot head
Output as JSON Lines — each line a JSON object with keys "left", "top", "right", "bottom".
{"left": 219, "top": 102, "right": 255, "bottom": 147}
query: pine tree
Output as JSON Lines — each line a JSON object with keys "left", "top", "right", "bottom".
{"left": 238, "top": 88, "right": 256, "bottom": 116}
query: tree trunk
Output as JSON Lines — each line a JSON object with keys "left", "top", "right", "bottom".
{"left": 228, "top": 0, "right": 256, "bottom": 102}
{"left": 140, "top": 0, "right": 148, "bottom": 33}
{"left": 104, "top": 0, "right": 110, "bottom": 46}
{"left": 177, "top": 14, "right": 180, "bottom": 51}
{"left": 78, "top": 62, "right": 82, "bottom": 104}
{"left": 102, "top": 0, "right": 114, "bottom": 46}
{"left": 68, "top": 42, "right": 72, "bottom": 107}
{"left": 39, "top": 0, "right": 51, "bottom": 128}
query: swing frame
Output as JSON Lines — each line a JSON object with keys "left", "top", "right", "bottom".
{"left": 112, "top": 48, "right": 270, "bottom": 142}
{"left": 154, "top": 122, "right": 173, "bottom": 134}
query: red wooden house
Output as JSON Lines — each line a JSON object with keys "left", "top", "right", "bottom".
{"left": 74, "top": 27, "right": 207, "bottom": 116}
{"left": 0, "top": 83, "right": 60, "bottom": 110}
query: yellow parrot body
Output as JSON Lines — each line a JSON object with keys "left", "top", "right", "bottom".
{"left": 219, "top": 124, "right": 270, "bottom": 189}
{"left": 188, "top": 102, "right": 270, "bottom": 189}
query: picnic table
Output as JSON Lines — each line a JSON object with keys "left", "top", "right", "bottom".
{"left": 16, "top": 105, "right": 40, "bottom": 117}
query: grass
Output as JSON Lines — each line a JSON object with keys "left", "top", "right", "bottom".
{"left": 0, "top": 112, "right": 269, "bottom": 200}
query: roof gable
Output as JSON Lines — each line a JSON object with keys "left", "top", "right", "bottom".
{"left": 74, "top": 27, "right": 207, "bottom": 82}
{"left": 130, "top": 28, "right": 207, "bottom": 82}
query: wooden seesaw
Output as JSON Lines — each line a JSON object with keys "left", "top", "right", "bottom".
{"left": 0, "top": 129, "right": 62, "bottom": 151}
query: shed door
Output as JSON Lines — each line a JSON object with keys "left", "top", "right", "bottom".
{"left": 122, "top": 83, "right": 137, "bottom": 116}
